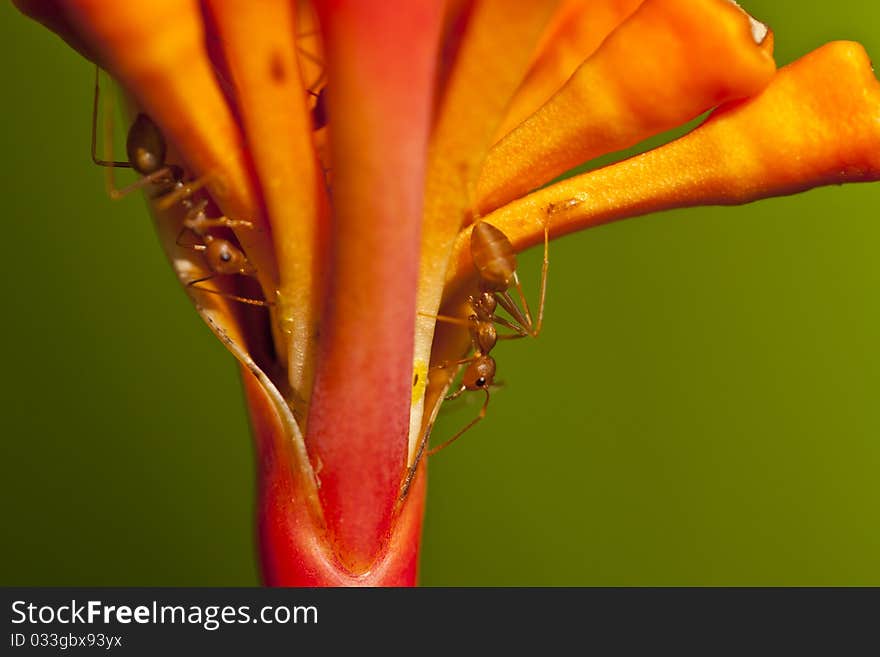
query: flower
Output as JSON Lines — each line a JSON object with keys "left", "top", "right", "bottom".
{"left": 15, "top": 0, "right": 880, "bottom": 586}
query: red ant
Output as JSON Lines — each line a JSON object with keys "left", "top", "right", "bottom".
{"left": 174, "top": 200, "right": 272, "bottom": 307}
{"left": 90, "top": 68, "right": 269, "bottom": 307}
{"left": 399, "top": 208, "right": 573, "bottom": 502}
{"left": 428, "top": 219, "right": 550, "bottom": 454}
{"left": 90, "top": 70, "right": 208, "bottom": 206}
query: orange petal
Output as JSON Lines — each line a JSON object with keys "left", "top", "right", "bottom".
{"left": 494, "top": 0, "right": 644, "bottom": 141}
{"left": 476, "top": 0, "right": 776, "bottom": 214}
{"left": 60, "top": 0, "right": 278, "bottom": 295}
{"left": 207, "top": 0, "right": 329, "bottom": 397}
{"left": 413, "top": 0, "right": 559, "bottom": 463}
{"left": 449, "top": 41, "right": 880, "bottom": 296}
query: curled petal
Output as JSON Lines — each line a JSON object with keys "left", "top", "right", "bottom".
{"left": 476, "top": 0, "right": 776, "bottom": 214}
{"left": 495, "top": 0, "right": 644, "bottom": 140}
{"left": 449, "top": 41, "right": 880, "bottom": 296}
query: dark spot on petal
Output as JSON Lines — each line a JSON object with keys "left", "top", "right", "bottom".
{"left": 269, "top": 52, "right": 286, "bottom": 83}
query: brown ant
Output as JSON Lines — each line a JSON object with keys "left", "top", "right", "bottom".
{"left": 399, "top": 218, "right": 551, "bottom": 501}
{"left": 90, "top": 68, "right": 269, "bottom": 307}
{"left": 399, "top": 203, "right": 586, "bottom": 502}
{"left": 426, "top": 219, "right": 549, "bottom": 454}
{"left": 90, "top": 68, "right": 210, "bottom": 207}
{"left": 174, "top": 200, "right": 271, "bottom": 307}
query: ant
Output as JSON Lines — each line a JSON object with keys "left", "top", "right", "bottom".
{"left": 426, "top": 219, "right": 550, "bottom": 454}
{"left": 399, "top": 217, "right": 551, "bottom": 502}
{"left": 400, "top": 203, "right": 582, "bottom": 502}
{"left": 174, "top": 200, "right": 271, "bottom": 307}
{"left": 90, "top": 68, "right": 269, "bottom": 307}
{"left": 90, "top": 68, "right": 209, "bottom": 207}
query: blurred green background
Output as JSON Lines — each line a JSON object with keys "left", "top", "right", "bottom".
{"left": 2, "top": 1, "right": 879, "bottom": 586}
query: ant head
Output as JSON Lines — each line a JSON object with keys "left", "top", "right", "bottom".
{"left": 126, "top": 113, "right": 167, "bottom": 175}
{"left": 204, "top": 238, "right": 253, "bottom": 276}
{"left": 462, "top": 355, "right": 496, "bottom": 391}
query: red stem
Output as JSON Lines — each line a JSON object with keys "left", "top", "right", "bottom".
{"left": 303, "top": 0, "right": 442, "bottom": 574}
{"left": 244, "top": 370, "right": 426, "bottom": 586}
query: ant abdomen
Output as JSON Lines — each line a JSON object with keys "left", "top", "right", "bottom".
{"left": 471, "top": 221, "right": 517, "bottom": 292}
{"left": 125, "top": 113, "right": 166, "bottom": 176}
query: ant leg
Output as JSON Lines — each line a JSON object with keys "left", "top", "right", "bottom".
{"left": 400, "top": 429, "right": 431, "bottom": 502}
{"left": 297, "top": 47, "right": 326, "bottom": 91}
{"left": 108, "top": 167, "right": 175, "bottom": 200}
{"left": 499, "top": 223, "right": 551, "bottom": 337}
{"left": 494, "top": 289, "right": 532, "bottom": 336}
{"left": 175, "top": 225, "right": 207, "bottom": 250}
{"left": 492, "top": 314, "right": 529, "bottom": 337}
{"left": 155, "top": 175, "right": 212, "bottom": 211}
{"left": 428, "top": 388, "right": 491, "bottom": 456}
{"left": 92, "top": 66, "right": 169, "bottom": 201}
{"left": 92, "top": 67, "right": 178, "bottom": 200}
{"left": 445, "top": 384, "right": 467, "bottom": 401}
{"left": 186, "top": 275, "right": 274, "bottom": 307}
{"left": 532, "top": 222, "right": 550, "bottom": 337}
{"left": 182, "top": 203, "right": 255, "bottom": 234}
{"left": 399, "top": 360, "right": 466, "bottom": 502}
{"left": 431, "top": 356, "right": 477, "bottom": 372}
{"left": 418, "top": 311, "right": 471, "bottom": 329}
{"left": 91, "top": 66, "right": 130, "bottom": 170}
{"left": 195, "top": 216, "right": 255, "bottom": 231}
{"left": 511, "top": 271, "right": 534, "bottom": 332}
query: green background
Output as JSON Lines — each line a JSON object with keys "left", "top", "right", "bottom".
{"left": 2, "top": 1, "right": 879, "bottom": 586}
